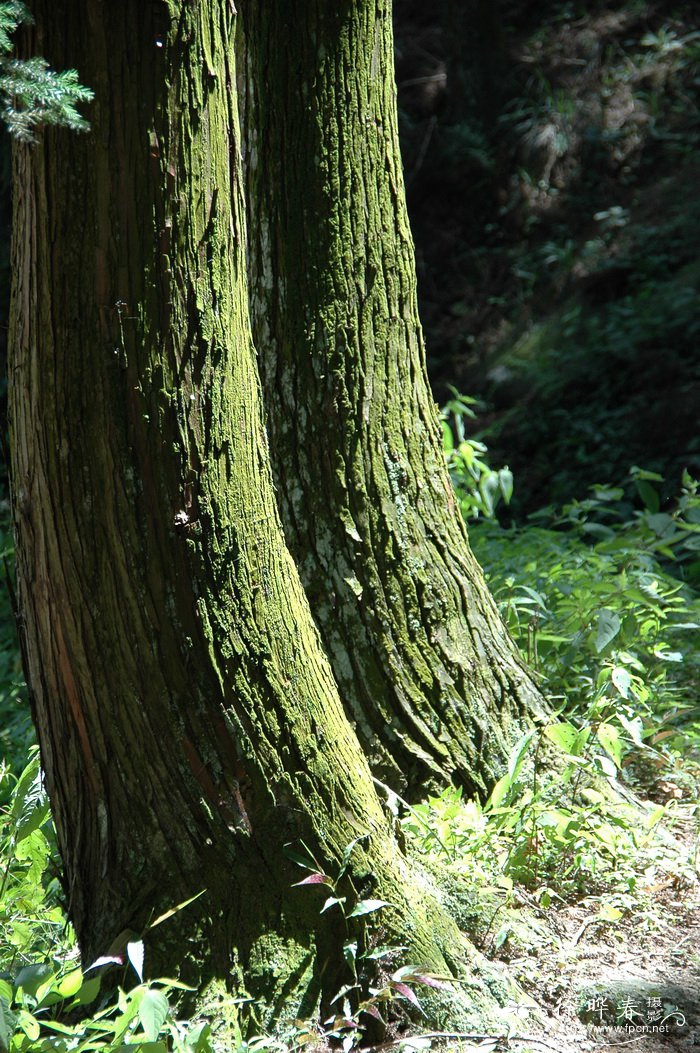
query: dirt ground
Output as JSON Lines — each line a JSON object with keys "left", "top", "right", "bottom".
{"left": 483, "top": 882, "right": 700, "bottom": 1052}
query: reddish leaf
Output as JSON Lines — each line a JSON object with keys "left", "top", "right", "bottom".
{"left": 390, "top": 982, "right": 422, "bottom": 1010}
{"left": 401, "top": 972, "right": 449, "bottom": 990}
{"left": 392, "top": 964, "right": 449, "bottom": 990}
{"left": 413, "top": 974, "right": 448, "bottom": 990}
{"left": 359, "top": 1003, "right": 384, "bottom": 1022}
{"left": 292, "top": 873, "right": 333, "bottom": 887}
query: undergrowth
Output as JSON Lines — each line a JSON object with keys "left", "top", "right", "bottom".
{"left": 1, "top": 414, "right": 699, "bottom": 1050}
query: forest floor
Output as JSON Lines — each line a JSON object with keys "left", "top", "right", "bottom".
{"left": 473, "top": 844, "right": 700, "bottom": 1053}
{"left": 515, "top": 883, "right": 700, "bottom": 1052}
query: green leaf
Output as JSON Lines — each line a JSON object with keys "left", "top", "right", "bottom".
{"left": 498, "top": 467, "right": 514, "bottom": 505}
{"left": 363, "top": 945, "right": 407, "bottom": 961}
{"left": 654, "top": 649, "right": 683, "bottom": 662}
{"left": 0, "top": 993, "right": 16, "bottom": 1053}
{"left": 148, "top": 889, "right": 206, "bottom": 930}
{"left": 10, "top": 754, "right": 40, "bottom": 818}
{"left": 56, "top": 968, "right": 84, "bottom": 999}
{"left": 544, "top": 722, "right": 579, "bottom": 754}
{"left": 487, "top": 731, "right": 536, "bottom": 808}
{"left": 596, "top": 753, "right": 617, "bottom": 779}
{"left": 635, "top": 480, "right": 660, "bottom": 513}
{"left": 127, "top": 939, "right": 145, "bottom": 981}
{"left": 40, "top": 1019, "right": 79, "bottom": 1035}
{"left": 339, "top": 834, "right": 369, "bottom": 878}
{"left": 15, "top": 797, "right": 50, "bottom": 842}
{"left": 138, "top": 988, "right": 169, "bottom": 1041}
{"left": 14, "top": 963, "right": 53, "bottom": 997}
{"left": 282, "top": 841, "right": 321, "bottom": 872}
{"left": 342, "top": 942, "right": 358, "bottom": 981}
{"left": 508, "top": 729, "right": 537, "bottom": 779}
{"left": 347, "top": 899, "right": 390, "bottom": 918}
{"left": 631, "top": 467, "right": 664, "bottom": 482}
{"left": 646, "top": 512, "right": 674, "bottom": 536}
{"left": 611, "top": 666, "right": 631, "bottom": 699}
{"left": 487, "top": 773, "right": 512, "bottom": 809}
{"left": 644, "top": 804, "right": 667, "bottom": 830}
{"left": 597, "top": 903, "right": 623, "bottom": 922}
{"left": 582, "top": 522, "right": 616, "bottom": 540}
{"left": 185, "top": 1021, "right": 213, "bottom": 1052}
{"left": 111, "top": 1044, "right": 168, "bottom": 1053}
{"left": 16, "top": 1010, "right": 39, "bottom": 1041}
{"left": 494, "top": 926, "right": 511, "bottom": 950}
{"left": 617, "top": 713, "right": 643, "bottom": 745}
{"left": 320, "top": 896, "right": 345, "bottom": 913}
{"left": 597, "top": 723, "right": 622, "bottom": 768}
{"left": 594, "top": 609, "right": 621, "bottom": 653}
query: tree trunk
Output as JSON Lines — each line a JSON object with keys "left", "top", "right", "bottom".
{"left": 239, "top": 0, "right": 544, "bottom": 798}
{"left": 9, "top": 0, "right": 519, "bottom": 1030}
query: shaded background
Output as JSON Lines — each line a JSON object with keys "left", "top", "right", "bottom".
{"left": 395, "top": 0, "right": 700, "bottom": 515}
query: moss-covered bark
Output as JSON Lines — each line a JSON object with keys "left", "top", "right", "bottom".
{"left": 239, "top": 0, "right": 545, "bottom": 798}
{"left": 10, "top": 0, "right": 523, "bottom": 1030}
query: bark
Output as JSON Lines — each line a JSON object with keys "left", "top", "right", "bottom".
{"left": 240, "top": 0, "right": 545, "bottom": 798}
{"left": 9, "top": 0, "right": 520, "bottom": 1030}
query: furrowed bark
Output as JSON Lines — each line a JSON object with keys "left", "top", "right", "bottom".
{"left": 240, "top": 0, "right": 545, "bottom": 798}
{"left": 9, "top": 0, "right": 522, "bottom": 1029}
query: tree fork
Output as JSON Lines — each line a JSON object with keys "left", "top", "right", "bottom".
{"left": 240, "top": 0, "right": 546, "bottom": 798}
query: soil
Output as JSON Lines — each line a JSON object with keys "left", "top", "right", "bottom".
{"left": 433, "top": 875, "right": 700, "bottom": 1052}
{"left": 517, "top": 889, "right": 700, "bottom": 1052}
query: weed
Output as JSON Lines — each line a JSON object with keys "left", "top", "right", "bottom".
{"left": 286, "top": 838, "right": 445, "bottom": 1050}
{"left": 441, "top": 390, "right": 513, "bottom": 520}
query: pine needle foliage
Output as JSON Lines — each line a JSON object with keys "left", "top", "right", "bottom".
{"left": 0, "top": 1, "right": 93, "bottom": 141}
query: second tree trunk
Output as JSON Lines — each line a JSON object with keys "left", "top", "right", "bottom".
{"left": 240, "top": 0, "right": 544, "bottom": 797}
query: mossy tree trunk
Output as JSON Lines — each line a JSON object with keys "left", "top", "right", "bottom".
{"left": 240, "top": 0, "right": 544, "bottom": 798}
{"left": 9, "top": 0, "right": 519, "bottom": 1030}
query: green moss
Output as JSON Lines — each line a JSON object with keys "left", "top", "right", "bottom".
{"left": 196, "top": 977, "right": 245, "bottom": 1050}
{"left": 245, "top": 931, "right": 318, "bottom": 1027}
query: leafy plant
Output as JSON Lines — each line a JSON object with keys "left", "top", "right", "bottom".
{"left": 0, "top": 516, "right": 32, "bottom": 778}
{"left": 469, "top": 471, "right": 700, "bottom": 776}
{"left": 0, "top": 1, "right": 93, "bottom": 141}
{"left": 287, "top": 839, "right": 445, "bottom": 1050}
{"left": 0, "top": 754, "right": 219, "bottom": 1052}
{"left": 397, "top": 457, "right": 700, "bottom": 923}
{"left": 441, "top": 390, "right": 513, "bottom": 520}
{"left": 402, "top": 718, "right": 691, "bottom": 928}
